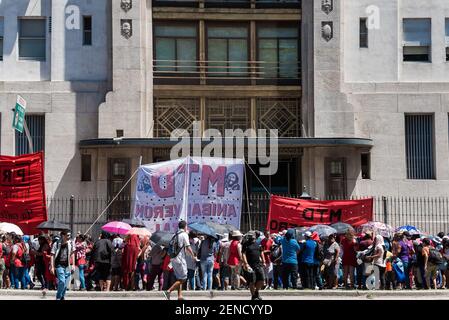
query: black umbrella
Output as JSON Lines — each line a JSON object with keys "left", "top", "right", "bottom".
{"left": 330, "top": 222, "right": 355, "bottom": 235}
{"left": 203, "top": 221, "right": 237, "bottom": 235}
{"left": 150, "top": 231, "right": 174, "bottom": 247}
{"left": 37, "top": 219, "right": 70, "bottom": 231}
{"left": 122, "top": 218, "right": 146, "bottom": 227}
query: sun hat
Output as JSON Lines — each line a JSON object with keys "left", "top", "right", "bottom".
{"left": 305, "top": 231, "right": 312, "bottom": 238}
{"left": 231, "top": 230, "right": 243, "bottom": 237}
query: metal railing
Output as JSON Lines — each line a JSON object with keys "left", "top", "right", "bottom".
{"left": 153, "top": 59, "right": 301, "bottom": 82}
{"left": 46, "top": 195, "right": 449, "bottom": 237}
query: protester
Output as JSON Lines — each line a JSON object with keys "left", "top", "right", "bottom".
{"left": 90, "top": 231, "right": 113, "bottom": 291}
{"left": 227, "top": 230, "right": 243, "bottom": 290}
{"left": 111, "top": 239, "right": 123, "bottom": 291}
{"left": 261, "top": 230, "right": 274, "bottom": 289}
{"left": 199, "top": 235, "right": 218, "bottom": 291}
{"left": 217, "top": 234, "right": 231, "bottom": 290}
{"left": 275, "top": 229, "right": 300, "bottom": 290}
{"left": 10, "top": 234, "right": 26, "bottom": 289}
{"left": 299, "top": 231, "right": 317, "bottom": 289}
{"left": 442, "top": 238, "right": 449, "bottom": 289}
{"left": 74, "top": 234, "right": 88, "bottom": 291}
{"left": 32, "top": 235, "right": 50, "bottom": 291}
{"left": 147, "top": 243, "right": 165, "bottom": 291}
{"left": 163, "top": 220, "right": 196, "bottom": 300}
{"left": 185, "top": 231, "right": 199, "bottom": 291}
{"left": 311, "top": 232, "right": 323, "bottom": 290}
{"left": 323, "top": 234, "right": 340, "bottom": 289}
{"left": 270, "top": 235, "right": 283, "bottom": 290}
{"left": 242, "top": 231, "right": 265, "bottom": 300}
{"left": 0, "top": 237, "right": 4, "bottom": 289}
{"left": 422, "top": 238, "right": 439, "bottom": 289}
{"left": 366, "top": 235, "right": 387, "bottom": 289}
{"left": 122, "top": 234, "right": 140, "bottom": 291}
{"left": 356, "top": 232, "right": 373, "bottom": 289}
{"left": 341, "top": 230, "right": 357, "bottom": 289}
{"left": 50, "top": 230, "right": 75, "bottom": 300}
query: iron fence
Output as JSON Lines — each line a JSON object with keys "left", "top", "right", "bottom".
{"left": 46, "top": 195, "right": 449, "bottom": 237}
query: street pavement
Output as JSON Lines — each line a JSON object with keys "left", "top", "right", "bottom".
{"left": 1, "top": 289, "right": 449, "bottom": 300}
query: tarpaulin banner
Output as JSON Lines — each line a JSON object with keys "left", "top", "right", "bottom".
{"left": 133, "top": 156, "right": 244, "bottom": 233}
{"left": 267, "top": 195, "right": 373, "bottom": 232}
{"left": 0, "top": 152, "right": 47, "bottom": 235}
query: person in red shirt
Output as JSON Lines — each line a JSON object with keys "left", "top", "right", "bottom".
{"left": 261, "top": 230, "right": 274, "bottom": 288}
{"left": 162, "top": 249, "right": 175, "bottom": 290}
{"left": 341, "top": 230, "right": 357, "bottom": 289}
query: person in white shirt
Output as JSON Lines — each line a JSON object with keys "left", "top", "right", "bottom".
{"left": 163, "top": 221, "right": 196, "bottom": 300}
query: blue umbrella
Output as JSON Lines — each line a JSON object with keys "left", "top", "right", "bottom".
{"left": 395, "top": 225, "right": 422, "bottom": 236}
{"left": 308, "top": 224, "right": 337, "bottom": 238}
{"left": 188, "top": 222, "right": 219, "bottom": 239}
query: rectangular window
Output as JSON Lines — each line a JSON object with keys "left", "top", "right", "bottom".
{"left": 81, "top": 154, "right": 92, "bottom": 182}
{"left": 0, "top": 17, "right": 4, "bottom": 61}
{"left": 154, "top": 22, "right": 198, "bottom": 76}
{"left": 359, "top": 18, "right": 368, "bottom": 48}
{"left": 15, "top": 115, "right": 45, "bottom": 155}
{"left": 405, "top": 114, "right": 435, "bottom": 179}
{"left": 257, "top": 24, "right": 299, "bottom": 80}
{"left": 361, "top": 153, "right": 370, "bottom": 179}
{"left": 19, "top": 18, "right": 46, "bottom": 61}
{"left": 206, "top": 24, "right": 249, "bottom": 78}
{"left": 108, "top": 158, "right": 131, "bottom": 220}
{"left": 446, "top": 18, "right": 449, "bottom": 61}
{"left": 83, "top": 16, "right": 92, "bottom": 46}
{"left": 403, "top": 18, "right": 431, "bottom": 62}
{"left": 325, "top": 158, "right": 347, "bottom": 199}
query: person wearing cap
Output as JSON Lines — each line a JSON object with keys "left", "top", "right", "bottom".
{"left": 275, "top": 229, "right": 300, "bottom": 289}
{"left": 299, "top": 231, "right": 317, "bottom": 289}
{"left": 227, "top": 230, "right": 243, "bottom": 290}
{"left": 50, "top": 230, "right": 75, "bottom": 300}
{"left": 217, "top": 233, "right": 231, "bottom": 290}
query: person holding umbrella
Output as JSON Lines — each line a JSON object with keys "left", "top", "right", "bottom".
{"left": 50, "top": 230, "right": 75, "bottom": 300}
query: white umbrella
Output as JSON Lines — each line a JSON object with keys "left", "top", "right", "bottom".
{"left": 0, "top": 222, "right": 24, "bottom": 235}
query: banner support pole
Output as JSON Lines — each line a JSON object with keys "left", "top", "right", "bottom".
{"left": 244, "top": 158, "right": 252, "bottom": 231}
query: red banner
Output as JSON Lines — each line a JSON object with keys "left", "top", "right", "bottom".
{"left": 267, "top": 195, "right": 373, "bottom": 232}
{"left": 0, "top": 152, "right": 47, "bottom": 235}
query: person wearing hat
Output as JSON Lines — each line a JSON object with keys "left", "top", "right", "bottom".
{"left": 242, "top": 231, "right": 265, "bottom": 300}
{"left": 299, "top": 231, "right": 317, "bottom": 289}
{"left": 50, "top": 230, "right": 75, "bottom": 300}
{"left": 217, "top": 233, "right": 231, "bottom": 290}
{"left": 227, "top": 230, "right": 243, "bottom": 290}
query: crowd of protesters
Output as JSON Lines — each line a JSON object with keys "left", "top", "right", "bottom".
{"left": 1, "top": 223, "right": 449, "bottom": 300}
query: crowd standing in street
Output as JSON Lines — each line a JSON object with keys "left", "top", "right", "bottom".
{"left": 2, "top": 222, "right": 449, "bottom": 301}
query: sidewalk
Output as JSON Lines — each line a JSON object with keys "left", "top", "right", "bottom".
{"left": 0, "top": 288, "right": 448, "bottom": 299}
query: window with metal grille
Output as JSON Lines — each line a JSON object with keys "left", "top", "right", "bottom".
{"left": 0, "top": 17, "right": 4, "bottom": 61}
{"left": 83, "top": 16, "right": 92, "bottom": 46}
{"left": 405, "top": 114, "right": 435, "bottom": 179}
{"left": 15, "top": 115, "right": 45, "bottom": 155}
{"left": 18, "top": 18, "right": 46, "bottom": 61}
{"left": 81, "top": 154, "right": 92, "bottom": 182}
{"left": 359, "top": 18, "right": 368, "bottom": 48}
{"left": 403, "top": 18, "right": 431, "bottom": 62}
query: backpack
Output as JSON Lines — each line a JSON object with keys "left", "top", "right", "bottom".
{"left": 270, "top": 243, "right": 282, "bottom": 262}
{"left": 429, "top": 248, "right": 444, "bottom": 265}
{"left": 314, "top": 242, "right": 324, "bottom": 262}
{"left": 168, "top": 231, "right": 184, "bottom": 259}
{"left": 21, "top": 244, "right": 31, "bottom": 265}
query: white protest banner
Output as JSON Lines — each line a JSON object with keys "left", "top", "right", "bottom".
{"left": 133, "top": 156, "right": 244, "bottom": 233}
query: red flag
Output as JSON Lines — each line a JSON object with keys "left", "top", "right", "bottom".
{"left": 267, "top": 195, "right": 373, "bottom": 232}
{"left": 0, "top": 152, "right": 47, "bottom": 235}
